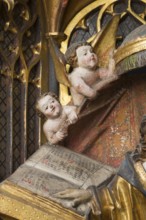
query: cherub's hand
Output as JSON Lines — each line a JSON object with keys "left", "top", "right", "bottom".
{"left": 48, "top": 129, "right": 68, "bottom": 144}
{"left": 67, "top": 110, "right": 78, "bottom": 124}
{"left": 56, "top": 130, "right": 68, "bottom": 140}
{"left": 87, "top": 89, "right": 97, "bottom": 100}
{"left": 110, "top": 73, "right": 119, "bottom": 81}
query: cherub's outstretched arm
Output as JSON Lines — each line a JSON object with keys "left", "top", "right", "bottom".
{"left": 71, "top": 76, "right": 97, "bottom": 99}
{"left": 93, "top": 74, "right": 118, "bottom": 92}
{"left": 94, "top": 51, "right": 118, "bottom": 92}
{"left": 99, "top": 51, "right": 116, "bottom": 79}
{"left": 64, "top": 106, "right": 78, "bottom": 124}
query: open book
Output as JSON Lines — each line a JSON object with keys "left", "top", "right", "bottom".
{"left": 9, "top": 144, "right": 115, "bottom": 195}
{"left": 0, "top": 144, "right": 116, "bottom": 219}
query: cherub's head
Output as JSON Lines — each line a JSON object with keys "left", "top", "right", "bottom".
{"left": 36, "top": 92, "right": 62, "bottom": 119}
{"left": 65, "top": 41, "right": 98, "bottom": 69}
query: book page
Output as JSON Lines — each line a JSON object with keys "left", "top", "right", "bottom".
{"left": 24, "top": 144, "right": 116, "bottom": 188}
{"left": 9, "top": 165, "right": 78, "bottom": 197}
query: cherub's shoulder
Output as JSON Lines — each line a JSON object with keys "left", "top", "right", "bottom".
{"left": 68, "top": 67, "right": 82, "bottom": 77}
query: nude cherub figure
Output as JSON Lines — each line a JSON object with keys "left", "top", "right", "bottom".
{"left": 65, "top": 42, "right": 118, "bottom": 106}
{"left": 36, "top": 92, "right": 78, "bottom": 144}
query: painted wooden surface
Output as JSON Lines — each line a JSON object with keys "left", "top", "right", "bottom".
{"left": 65, "top": 71, "right": 146, "bottom": 168}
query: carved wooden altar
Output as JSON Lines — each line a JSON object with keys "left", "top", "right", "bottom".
{"left": 0, "top": 0, "right": 146, "bottom": 219}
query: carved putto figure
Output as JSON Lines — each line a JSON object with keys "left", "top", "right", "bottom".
{"left": 36, "top": 92, "right": 78, "bottom": 144}
{"left": 65, "top": 42, "right": 118, "bottom": 106}
{"left": 48, "top": 15, "right": 122, "bottom": 108}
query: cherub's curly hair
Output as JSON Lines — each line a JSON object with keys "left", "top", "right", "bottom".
{"left": 35, "top": 91, "right": 59, "bottom": 118}
{"left": 65, "top": 41, "right": 90, "bottom": 68}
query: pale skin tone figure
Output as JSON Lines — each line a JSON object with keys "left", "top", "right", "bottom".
{"left": 36, "top": 92, "right": 78, "bottom": 144}
{"left": 65, "top": 42, "right": 118, "bottom": 106}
